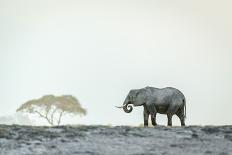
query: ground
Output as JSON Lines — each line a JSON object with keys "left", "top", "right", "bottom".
{"left": 0, "top": 125, "right": 232, "bottom": 155}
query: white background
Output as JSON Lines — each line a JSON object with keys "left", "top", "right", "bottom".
{"left": 0, "top": 0, "right": 231, "bottom": 126}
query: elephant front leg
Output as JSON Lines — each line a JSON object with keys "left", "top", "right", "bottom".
{"left": 151, "top": 113, "right": 157, "bottom": 126}
{"left": 143, "top": 106, "right": 149, "bottom": 127}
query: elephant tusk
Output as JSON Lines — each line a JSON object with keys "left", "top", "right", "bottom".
{"left": 115, "top": 106, "right": 123, "bottom": 108}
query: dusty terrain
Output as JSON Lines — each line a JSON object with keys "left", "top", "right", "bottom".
{"left": 0, "top": 125, "right": 232, "bottom": 155}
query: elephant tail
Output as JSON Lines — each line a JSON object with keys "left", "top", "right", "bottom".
{"left": 183, "top": 98, "right": 186, "bottom": 119}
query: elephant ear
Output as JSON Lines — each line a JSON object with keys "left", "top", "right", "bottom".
{"left": 133, "top": 90, "right": 147, "bottom": 106}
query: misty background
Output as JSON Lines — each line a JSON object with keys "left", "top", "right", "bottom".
{"left": 0, "top": 0, "right": 231, "bottom": 126}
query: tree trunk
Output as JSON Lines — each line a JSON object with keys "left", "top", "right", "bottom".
{"left": 57, "top": 111, "right": 63, "bottom": 126}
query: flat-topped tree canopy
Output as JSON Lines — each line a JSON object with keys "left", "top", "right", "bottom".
{"left": 17, "top": 95, "right": 87, "bottom": 126}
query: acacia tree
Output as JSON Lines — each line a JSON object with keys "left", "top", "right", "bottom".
{"left": 16, "top": 95, "right": 87, "bottom": 126}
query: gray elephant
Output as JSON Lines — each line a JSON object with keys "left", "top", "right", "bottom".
{"left": 117, "top": 86, "right": 186, "bottom": 127}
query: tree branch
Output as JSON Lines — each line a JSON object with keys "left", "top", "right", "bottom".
{"left": 34, "top": 110, "right": 53, "bottom": 126}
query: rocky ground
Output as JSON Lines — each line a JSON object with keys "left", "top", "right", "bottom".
{"left": 0, "top": 125, "right": 232, "bottom": 155}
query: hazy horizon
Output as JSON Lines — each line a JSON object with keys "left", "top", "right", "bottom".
{"left": 0, "top": 0, "right": 232, "bottom": 126}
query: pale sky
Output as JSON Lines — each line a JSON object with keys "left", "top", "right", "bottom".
{"left": 0, "top": 0, "right": 232, "bottom": 126}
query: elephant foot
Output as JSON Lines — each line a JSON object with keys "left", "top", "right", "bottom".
{"left": 144, "top": 121, "right": 148, "bottom": 127}
{"left": 152, "top": 122, "right": 157, "bottom": 126}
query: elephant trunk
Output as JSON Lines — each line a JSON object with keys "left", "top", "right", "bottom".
{"left": 116, "top": 95, "right": 133, "bottom": 113}
{"left": 123, "top": 102, "right": 133, "bottom": 113}
{"left": 122, "top": 96, "right": 133, "bottom": 113}
{"left": 115, "top": 102, "right": 133, "bottom": 113}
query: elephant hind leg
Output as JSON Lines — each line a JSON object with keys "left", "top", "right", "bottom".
{"left": 176, "top": 108, "right": 185, "bottom": 126}
{"left": 166, "top": 105, "right": 177, "bottom": 126}
{"left": 167, "top": 113, "right": 173, "bottom": 126}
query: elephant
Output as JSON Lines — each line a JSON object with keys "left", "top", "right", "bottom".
{"left": 116, "top": 86, "right": 186, "bottom": 127}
